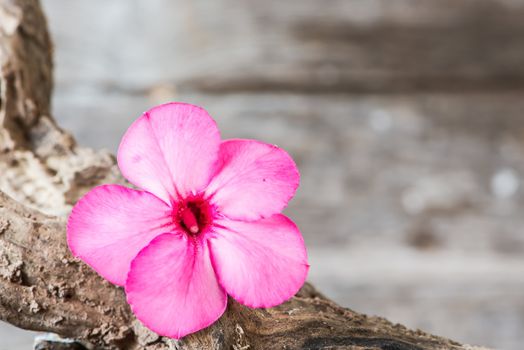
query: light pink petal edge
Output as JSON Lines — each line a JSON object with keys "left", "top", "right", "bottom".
{"left": 67, "top": 185, "right": 176, "bottom": 286}
{"left": 205, "top": 139, "right": 300, "bottom": 221}
{"left": 208, "top": 214, "right": 309, "bottom": 308}
{"left": 118, "top": 102, "right": 221, "bottom": 204}
{"left": 126, "top": 233, "right": 227, "bottom": 339}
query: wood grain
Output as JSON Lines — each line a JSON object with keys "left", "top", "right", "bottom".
{"left": 0, "top": 0, "right": 503, "bottom": 349}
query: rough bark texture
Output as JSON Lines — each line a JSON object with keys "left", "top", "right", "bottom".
{"left": 0, "top": 0, "right": 493, "bottom": 349}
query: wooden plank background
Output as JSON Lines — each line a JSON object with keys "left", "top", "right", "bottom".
{"left": 2, "top": 0, "right": 524, "bottom": 349}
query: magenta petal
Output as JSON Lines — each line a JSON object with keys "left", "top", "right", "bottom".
{"left": 118, "top": 102, "right": 221, "bottom": 204}
{"left": 208, "top": 214, "right": 308, "bottom": 308}
{"left": 126, "top": 233, "right": 227, "bottom": 339}
{"left": 67, "top": 185, "right": 176, "bottom": 286}
{"left": 206, "top": 139, "right": 300, "bottom": 221}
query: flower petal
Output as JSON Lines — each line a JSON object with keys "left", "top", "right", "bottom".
{"left": 118, "top": 102, "right": 221, "bottom": 204}
{"left": 67, "top": 185, "right": 176, "bottom": 286}
{"left": 126, "top": 233, "right": 227, "bottom": 339}
{"left": 206, "top": 139, "right": 299, "bottom": 221}
{"left": 208, "top": 214, "right": 308, "bottom": 308}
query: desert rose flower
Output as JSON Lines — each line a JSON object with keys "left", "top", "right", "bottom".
{"left": 67, "top": 102, "right": 309, "bottom": 339}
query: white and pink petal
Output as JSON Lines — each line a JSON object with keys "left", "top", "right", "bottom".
{"left": 118, "top": 102, "right": 221, "bottom": 204}
{"left": 126, "top": 233, "right": 227, "bottom": 339}
{"left": 67, "top": 185, "right": 176, "bottom": 286}
{"left": 208, "top": 214, "right": 308, "bottom": 308}
{"left": 205, "top": 139, "right": 300, "bottom": 221}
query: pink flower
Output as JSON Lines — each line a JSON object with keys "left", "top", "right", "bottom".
{"left": 67, "top": 102, "right": 309, "bottom": 339}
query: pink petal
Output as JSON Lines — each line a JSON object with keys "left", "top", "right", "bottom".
{"left": 67, "top": 185, "right": 176, "bottom": 286}
{"left": 208, "top": 214, "right": 308, "bottom": 308}
{"left": 206, "top": 139, "right": 299, "bottom": 221}
{"left": 118, "top": 102, "right": 221, "bottom": 204}
{"left": 126, "top": 233, "right": 227, "bottom": 339}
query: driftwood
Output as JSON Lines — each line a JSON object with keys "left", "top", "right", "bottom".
{"left": 0, "top": 0, "right": 492, "bottom": 349}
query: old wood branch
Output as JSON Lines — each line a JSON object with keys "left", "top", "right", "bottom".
{"left": 0, "top": 190, "right": 484, "bottom": 350}
{"left": 0, "top": 0, "right": 491, "bottom": 349}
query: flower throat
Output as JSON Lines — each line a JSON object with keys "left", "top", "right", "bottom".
{"left": 176, "top": 199, "right": 211, "bottom": 236}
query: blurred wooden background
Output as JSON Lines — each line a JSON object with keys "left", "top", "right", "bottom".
{"left": 2, "top": 0, "right": 524, "bottom": 349}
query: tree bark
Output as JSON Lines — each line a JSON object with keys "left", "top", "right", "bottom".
{"left": 0, "top": 0, "right": 492, "bottom": 349}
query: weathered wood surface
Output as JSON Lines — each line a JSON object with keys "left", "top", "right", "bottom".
{"left": 0, "top": 1, "right": 495, "bottom": 348}
{"left": 0, "top": 187, "right": 489, "bottom": 350}
{"left": 44, "top": 0, "right": 524, "bottom": 94}
{"left": 33, "top": 0, "right": 524, "bottom": 349}
{"left": 2, "top": 0, "right": 523, "bottom": 349}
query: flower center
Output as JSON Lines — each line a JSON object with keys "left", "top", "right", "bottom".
{"left": 176, "top": 198, "right": 212, "bottom": 236}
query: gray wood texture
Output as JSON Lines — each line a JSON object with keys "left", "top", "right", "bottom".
{"left": 2, "top": 0, "right": 524, "bottom": 348}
